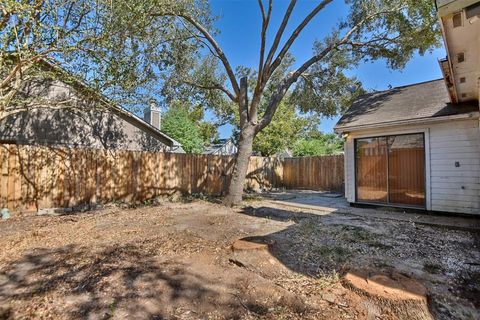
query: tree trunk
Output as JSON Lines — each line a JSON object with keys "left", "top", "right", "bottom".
{"left": 223, "top": 124, "right": 255, "bottom": 207}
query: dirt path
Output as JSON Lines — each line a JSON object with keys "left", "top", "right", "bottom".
{"left": 0, "top": 200, "right": 478, "bottom": 319}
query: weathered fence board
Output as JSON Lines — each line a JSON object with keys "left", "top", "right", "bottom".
{"left": 0, "top": 144, "right": 344, "bottom": 211}
{"left": 282, "top": 155, "right": 344, "bottom": 192}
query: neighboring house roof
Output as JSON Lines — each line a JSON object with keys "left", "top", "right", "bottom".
{"left": 37, "top": 59, "right": 181, "bottom": 149}
{"left": 104, "top": 104, "right": 183, "bottom": 149}
{"left": 275, "top": 149, "right": 293, "bottom": 158}
{"left": 335, "top": 79, "right": 479, "bottom": 132}
{"left": 203, "top": 138, "right": 237, "bottom": 155}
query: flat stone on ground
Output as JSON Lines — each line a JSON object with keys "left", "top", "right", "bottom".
{"left": 342, "top": 268, "right": 427, "bottom": 302}
{"left": 231, "top": 236, "right": 275, "bottom": 252}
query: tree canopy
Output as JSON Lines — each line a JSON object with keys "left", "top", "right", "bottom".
{"left": 292, "top": 133, "right": 344, "bottom": 157}
{"left": 0, "top": 0, "right": 212, "bottom": 119}
{"left": 1, "top": 0, "right": 443, "bottom": 205}
{"left": 169, "top": 0, "right": 441, "bottom": 205}
{"left": 161, "top": 106, "right": 204, "bottom": 153}
{"left": 158, "top": 0, "right": 440, "bottom": 125}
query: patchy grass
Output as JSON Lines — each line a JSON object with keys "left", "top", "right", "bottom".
{"left": 315, "top": 270, "right": 340, "bottom": 290}
{"left": 373, "top": 260, "right": 394, "bottom": 270}
{"left": 0, "top": 200, "right": 478, "bottom": 320}
{"left": 242, "top": 194, "right": 264, "bottom": 203}
{"left": 367, "top": 240, "right": 394, "bottom": 250}
{"left": 423, "top": 262, "right": 444, "bottom": 274}
{"left": 311, "top": 244, "right": 350, "bottom": 263}
{"left": 339, "top": 225, "right": 373, "bottom": 241}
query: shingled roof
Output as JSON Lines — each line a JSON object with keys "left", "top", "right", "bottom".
{"left": 335, "top": 79, "right": 479, "bottom": 132}
{"left": 36, "top": 58, "right": 182, "bottom": 148}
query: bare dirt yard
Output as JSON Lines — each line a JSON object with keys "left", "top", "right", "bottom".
{"left": 0, "top": 199, "right": 479, "bottom": 320}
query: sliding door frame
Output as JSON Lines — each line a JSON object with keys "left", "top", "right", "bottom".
{"left": 353, "top": 128, "right": 431, "bottom": 210}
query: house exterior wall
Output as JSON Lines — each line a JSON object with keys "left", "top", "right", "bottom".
{"left": 438, "top": 3, "right": 480, "bottom": 103}
{"left": 1, "top": 78, "right": 171, "bottom": 152}
{"left": 344, "top": 117, "right": 480, "bottom": 215}
{"left": 204, "top": 140, "right": 238, "bottom": 155}
{"left": 212, "top": 141, "right": 237, "bottom": 155}
{"left": 0, "top": 108, "right": 169, "bottom": 152}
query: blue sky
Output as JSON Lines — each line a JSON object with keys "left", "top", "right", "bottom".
{"left": 209, "top": 0, "right": 445, "bottom": 137}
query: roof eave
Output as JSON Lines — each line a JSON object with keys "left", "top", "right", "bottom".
{"left": 110, "top": 106, "right": 177, "bottom": 147}
{"left": 38, "top": 58, "right": 179, "bottom": 148}
{"left": 334, "top": 111, "right": 479, "bottom": 133}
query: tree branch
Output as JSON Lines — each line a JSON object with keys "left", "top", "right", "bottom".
{"left": 0, "top": 99, "right": 82, "bottom": 122}
{"left": 155, "top": 13, "right": 240, "bottom": 97}
{"left": 176, "top": 18, "right": 221, "bottom": 59}
{"left": 344, "top": 33, "right": 402, "bottom": 48}
{"left": 267, "top": 0, "right": 333, "bottom": 79}
{"left": 250, "top": 0, "right": 273, "bottom": 124}
{"left": 0, "top": 48, "right": 58, "bottom": 90}
{"left": 0, "top": 4, "right": 11, "bottom": 30}
{"left": 263, "top": 0, "right": 296, "bottom": 78}
{"left": 257, "top": 0, "right": 272, "bottom": 79}
{"left": 257, "top": 44, "right": 335, "bottom": 131}
{"left": 184, "top": 81, "right": 237, "bottom": 102}
{"left": 258, "top": 5, "right": 406, "bottom": 131}
{"left": 238, "top": 77, "right": 249, "bottom": 129}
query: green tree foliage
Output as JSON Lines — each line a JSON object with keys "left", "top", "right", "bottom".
{"left": 252, "top": 99, "right": 315, "bottom": 156}
{"left": 161, "top": 107, "right": 204, "bottom": 153}
{"left": 0, "top": 0, "right": 212, "bottom": 118}
{"left": 292, "top": 133, "right": 344, "bottom": 157}
{"left": 169, "top": 101, "right": 219, "bottom": 145}
{"left": 198, "top": 122, "right": 219, "bottom": 145}
{"left": 153, "top": 0, "right": 442, "bottom": 205}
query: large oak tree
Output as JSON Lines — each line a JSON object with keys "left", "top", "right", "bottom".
{"left": 156, "top": 0, "right": 441, "bottom": 206}
{"left": 2, "top": 0, "right": 441, "bottom": 206}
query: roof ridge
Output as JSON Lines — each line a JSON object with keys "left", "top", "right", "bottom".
{"left": 36, "top": 58, "right": 180, "bottom": 147}
{"left": 369, "top": 78, "right": 445, "bottom": 94}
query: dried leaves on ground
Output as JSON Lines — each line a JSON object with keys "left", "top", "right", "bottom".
{"left": 0, "top": 201, "right": 478, "bottom": 319}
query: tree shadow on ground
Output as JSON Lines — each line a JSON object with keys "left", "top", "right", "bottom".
{"left": 237, "top": 205, "right": 480, "bottom": 319}
{"left": 0, "top": 242, "right": 253, "bottom": 319}
{"left": 239, "top": 205, "right": 354, "bottom": 277}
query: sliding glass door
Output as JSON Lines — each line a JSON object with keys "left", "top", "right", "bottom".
{"left": 355, "top": 137, "right": 388, "bottom": 203}
{"left": 355, "top": 133, "right": 425, "bottom": 207}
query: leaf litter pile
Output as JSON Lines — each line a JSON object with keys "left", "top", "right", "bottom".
{"left": 0, "top": 200, "right": 478, "bottom": 319}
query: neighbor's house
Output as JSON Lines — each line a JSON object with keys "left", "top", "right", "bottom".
{"left": 335, "top": 0, "right": 480, "bottom": 214}
{"left": 203, "top": 138, "right": 237, "bottom": 155}
{"left": 0, "top": 59, "right": 183, "bottom": 153}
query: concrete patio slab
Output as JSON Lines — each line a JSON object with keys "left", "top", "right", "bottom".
{"left": 261, "top": 190, "right": 480, "bottom": 231}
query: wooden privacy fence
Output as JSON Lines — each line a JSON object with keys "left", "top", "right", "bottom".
{"left": 283, "top": 156, "right": 345, "bottom": 191}
{"left": 0, "top": 144, "right": 343, "bottom": 211}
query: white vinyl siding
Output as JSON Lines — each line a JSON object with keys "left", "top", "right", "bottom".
{"left": 344, "top": 137, "right": 355, "bottom": 203}
{"left": 429, "top": 120, "right": 480, "bottom": 214}
{"left": 343, "top": 117, "right": 480, "bottom": 215}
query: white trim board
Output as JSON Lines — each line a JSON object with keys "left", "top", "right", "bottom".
{"left": 335, "top": 112, "right": 479, "bottom": 134}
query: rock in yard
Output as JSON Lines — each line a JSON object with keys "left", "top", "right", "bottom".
{"left": 1, "top": 208, "right": 10, "bottom": 220}
{"left": 322, "top": 293, "right": 336, "bottom": 304}
{"left": 342, "top": 268, "right": 432, "bottom": 320}
{"left": 231, "top": 236, "right": 275, "bottom": 252}
{"left": 37, "top": 208, "right": 60, "bottom": 216}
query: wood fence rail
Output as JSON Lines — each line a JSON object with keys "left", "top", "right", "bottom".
{"left": 0, "top": 144, "right": 344, "bottom": 211}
